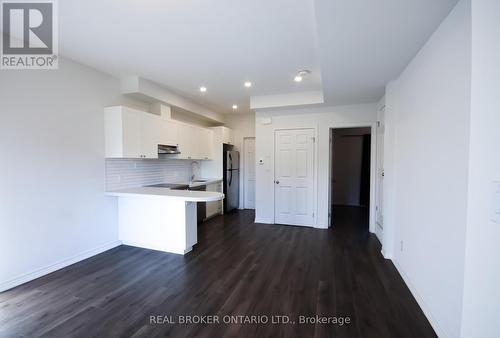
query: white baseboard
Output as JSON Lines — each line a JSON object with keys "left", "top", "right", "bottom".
{"left": 0, "top": 240, "right": 122, "bottom": 293}
{"left": 392, "top": 259, "right": 448, "bottom": 338}
{"left": 120, "top": 240, "right": 185, "bottom": 255}
{"left": 254, "top": 218, "right": 329, "bottom": 229}
{"left": 254, "top": 217, "right": 274, "bottom": 224}
{"left": 381, "top": 247, "right": 392, "bottom": 259}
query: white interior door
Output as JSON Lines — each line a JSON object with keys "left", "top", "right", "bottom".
{"left": 274, "top": 129, "right": 315, "bottom": 226}
{"left": 244, "top": 138, "right": 256, "bottom": 209}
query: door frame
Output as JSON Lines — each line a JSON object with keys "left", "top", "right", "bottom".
{"left": 328, "top": 122, "right": 378, "bottom": 233}
{"left": 273, "top": 128, "right": 318, "bottom": 227}
{"left": 375, "top": 106, "right": 385, "bottom": 242}
{"left": 242, "top": 137, "right": 256, "bottom": 209}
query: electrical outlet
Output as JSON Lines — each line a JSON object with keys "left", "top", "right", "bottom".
{"left": 492, "top": 181, "right": 500, "bottom": 224}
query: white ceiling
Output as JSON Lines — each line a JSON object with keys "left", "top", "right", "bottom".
{"left": 59, "top": 0, "right": 322, "bottom": 114}
{"left": 57, "top": 0, "right": 458, "bottom": 114}
{"left": 314, "top": 0, "right": 459, "bottom": 105}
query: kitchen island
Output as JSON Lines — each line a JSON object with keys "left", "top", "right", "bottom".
{"left": 106, "top": 187, "right": 224, "bottom": 255}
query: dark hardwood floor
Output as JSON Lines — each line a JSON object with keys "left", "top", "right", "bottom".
{"left": 0, "top": 207, "right": 436, "bottom": 338}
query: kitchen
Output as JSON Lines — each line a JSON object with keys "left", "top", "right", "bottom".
{"left": 104, "top": 105, "right": 241, "bottom": 254}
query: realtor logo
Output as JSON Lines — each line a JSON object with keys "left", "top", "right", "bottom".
{"left": 1, "top": 0, "right": 58, "bottom": 69}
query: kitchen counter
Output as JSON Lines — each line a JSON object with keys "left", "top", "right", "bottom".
{"left": 106, "top": 184, "right": 224, "bottom": 255}
{"left": 105, "top": 187, "right": 224, "bottom": 202}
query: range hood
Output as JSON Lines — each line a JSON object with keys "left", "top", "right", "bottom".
{"left": 158, "top": 144, "right": 181, "bottom": 155}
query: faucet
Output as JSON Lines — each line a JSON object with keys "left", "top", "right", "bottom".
{"left": 191, "top": 161, "right": 200, "bottom": 182}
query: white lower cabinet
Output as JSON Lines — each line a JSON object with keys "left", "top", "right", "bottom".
{"left": 206, "top": 182, "right": 223, "bottom": 218}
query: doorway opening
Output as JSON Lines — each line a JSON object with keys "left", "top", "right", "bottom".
{"left": 329, "top": 127, "right": 372, "bottom": 230}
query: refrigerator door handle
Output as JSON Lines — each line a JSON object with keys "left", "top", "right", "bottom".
{"left": 229, "top": 153, "right": 233, "bottom": 170}
{"left": 228, "top": 169, "right": 232, "bottom": 186}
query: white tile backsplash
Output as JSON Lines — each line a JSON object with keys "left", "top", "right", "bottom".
{"left": 105, "top": 158, "right": 194, "bottom": 190}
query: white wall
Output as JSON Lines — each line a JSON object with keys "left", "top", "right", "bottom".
{"left": 223, "top": 113, "right": 256, "bottom": 209}
{"left": 383, "top": 1, "right": 471, "bottom": 336}
{"left": 0, "top": 58, "right": 146, "bottom": 291}
{"left": 461, "top": 0, "right": 500, "bottom": 336}
{"left": 255, "top": 104, "right": 377, "bottom": 228}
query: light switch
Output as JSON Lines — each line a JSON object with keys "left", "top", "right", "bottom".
{"left": 492, "top": 181, "right": 500, "bottom": 224}
{"left": 260, "top": 117, "right": 272, "bottom": 125}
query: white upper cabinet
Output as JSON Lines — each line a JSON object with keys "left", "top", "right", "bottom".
{"left": 119, "top": 107, "right": 141, "bottom": 158}
{"left": 221, "top": 126, "right": 233, "bottom": 145}
{"left": 105, "top": 106, "right": 142, "bottom": 158}
{"left": 177, "top": 123, "right": 197, "bottom": 159}
{"left": 198, "top": 127, "right": 213, "bottom": 160}
{"left": 105, "top": 106, "right": 162, "bottom": 159}
{"left": 159, "top": 119, "right": 178, "bottom": 146}
{"left": 105, "top": 106, "right": 213, "bottom": 160}
{"left": 176, "top": 124, "right": 214, "bottom": 160}
{"left": 139, "top": 111, "right": 160, "bottom": 159}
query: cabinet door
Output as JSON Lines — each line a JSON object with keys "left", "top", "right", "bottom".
{"left": 140, "top": 112, "right": 159, "bottom": 159}
{"left": 222, "top": 127, "right": 233, "bottom": 145}
{"left": 159, "top": 119, "right": 178, "bottom": 146}
{"left": 198, "top": 128, "right": 213, "bottom": 160}
{"left": 177, "top": 123, "right": 196, "bottom": 159}
{"left": 121, "top": 108, "right": 141, "bottom": 158}
{"left": 206, "top": 182, "right": 222, "bottom": 217}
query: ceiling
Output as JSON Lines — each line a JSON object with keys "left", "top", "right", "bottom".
{"left": 314, "top": 0, "right": 459, "bottom": 105}
{"left": 57, "top": 0, "right": 458, "bottom": 114}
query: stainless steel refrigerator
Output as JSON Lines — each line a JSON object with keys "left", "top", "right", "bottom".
{"left": 223, "top": 148, "right": 240, "bottom": 213}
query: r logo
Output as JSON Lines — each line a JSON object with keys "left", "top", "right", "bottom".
{"left": 2, "top": 2, "right": 53, "bottom": 54}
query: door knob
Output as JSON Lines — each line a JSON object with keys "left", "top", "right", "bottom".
{"left": 275, "top": 180, "right": 280, "bottom": 184}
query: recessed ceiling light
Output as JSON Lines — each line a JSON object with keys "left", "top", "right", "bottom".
{"left": 244, "top": 81, "right": 252, "bottom": 88}
{"left": 199, "top": 86, "right": 207, "bottom": 92}
{"left": 232, "top": 105, "right": 238, "bottom": 110}
{"left": 294, "top": 70, "right": 311, "bottom": 83}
